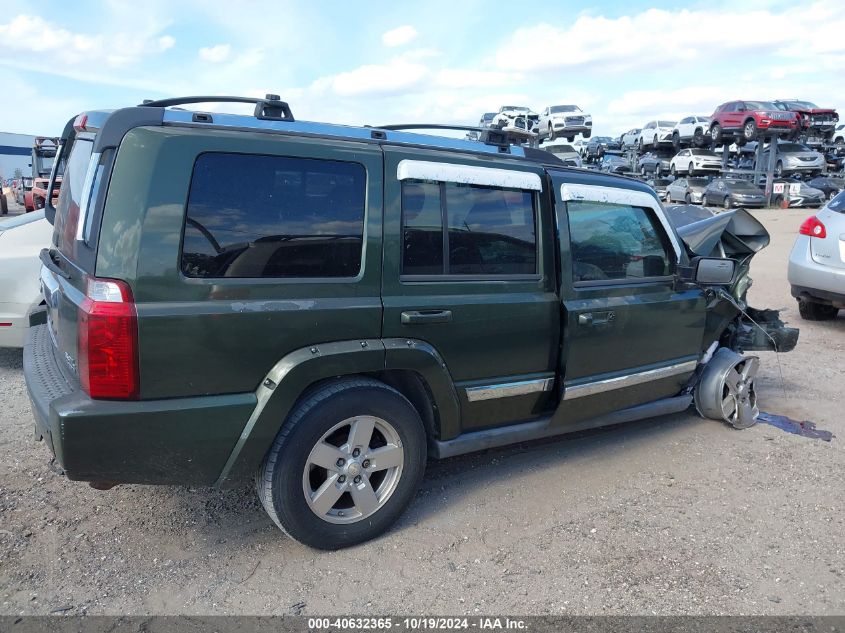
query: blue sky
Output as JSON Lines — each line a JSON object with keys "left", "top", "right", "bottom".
{"left": 1, "top": 0, "right": 843, "bottom": 137}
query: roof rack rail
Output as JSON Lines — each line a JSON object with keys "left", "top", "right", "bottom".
{"left": 138, "top": 94, "right": 294, "bottom": 122}
{"left": 377, "top": 123, "right": 512, "bottom": 151}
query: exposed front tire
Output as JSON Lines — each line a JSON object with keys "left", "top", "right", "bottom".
{"left": 797, "top": 300, "right": 839, "bottom": 321}
{"left": 743, "top": 119, "right": 758, "bottom": 142}
{"left": 775, "top": 161, "right": 784, "bottom": 177}
{"left": 257, "top": 378, "right": 427, "bottom": 549}
{"left": 672, "top": 132, "right": 680, "bottom": 151}
{"left": 710, "top": 123, "right": 722, "bottom": 145}
{"left": 684, "top": 193, "right": 692, "bottom": 204}
{"left": 692, "top": 128, "right": 705, "bottom": 147}
{"left": 723, "top": 196, "right": 732, "bottom": 209}
{"left": 695, "top": 348, "right": 760, "bottom": 430}
{"left": 548, "top": 124, "right": 555, "bottom": 141}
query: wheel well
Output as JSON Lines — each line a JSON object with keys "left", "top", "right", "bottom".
{"left": 283, "top": 371, "right": 439, "bottom": 442}
{"left": 372, "top": 369, "right": 438, "bottom": 440}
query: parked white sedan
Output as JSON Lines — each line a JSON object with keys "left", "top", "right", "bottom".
{"left": 670, "top": 148, "right": 722, "bottom": 175}
{"left": 0, "top": 211, "right": 52, "bottom": 348}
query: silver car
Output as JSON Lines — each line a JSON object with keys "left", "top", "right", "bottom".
{"left": 540, "top": 141, "right": 583, "bottom": 167}
{"left": 788, "top": 191, "right": 845, "bottom": 320}
{"left": 666, "top": 177, "right": 711, "bottom": 204}
{"left": 761, "top": 142, "right": 825, "bottom": 176}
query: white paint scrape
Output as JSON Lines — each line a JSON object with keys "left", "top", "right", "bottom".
{"left": 397, "top": 160, "right": 542, "bottom": 191}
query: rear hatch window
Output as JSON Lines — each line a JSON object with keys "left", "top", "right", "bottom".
{"left": 53, "top": 137, "right": 94, "bottom": 263}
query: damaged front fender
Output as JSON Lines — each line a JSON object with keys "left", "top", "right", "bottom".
{"left": 665, "top": 204, "right": 799, "bottom": 354}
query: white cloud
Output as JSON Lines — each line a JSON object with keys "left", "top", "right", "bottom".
{"left": 199, "top": 43, "right": 231, "bottom": 63}
{"left": 322, "top": 58, "right": 429, "bottom": 97}
{"left": 382, "top": 25, "right": 418, "bottom": 48}
{"left": 495, "top": 2, "right": 845, "bottom": 74}
{"left": 0, "top": 13, "right": 175, "bottom": 69}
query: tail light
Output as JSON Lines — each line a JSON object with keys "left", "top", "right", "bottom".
{"left": 799, "top": 216, "right": 827, "bottom": 239}
{"left": 78, "top": 277, "right": 139, "bottom": 399}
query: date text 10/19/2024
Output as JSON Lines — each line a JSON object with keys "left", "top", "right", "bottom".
{"left": 307, "top": 617, "right": 528, "bottom": 630}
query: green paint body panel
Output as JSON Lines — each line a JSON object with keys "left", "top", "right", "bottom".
{"left": 25, "top": 111, "right": 752, "bottom": 489}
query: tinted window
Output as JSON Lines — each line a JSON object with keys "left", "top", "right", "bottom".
{"left": 53, "top": 138, "right": 93, "bottom": 261}
{"left": 182, "top": 153, "right": 366, "bottom": 278}
{"left": 567, "top": 201, "right": 674, "bottom": 282}
{"left": 402, "top": 181, "right": 443, "bottom": 275}
{"left": 401, "top": 179, "right": 537, "bottom": 276}
{"left": 828, "top": 191, "right": 845, "bottom": 213}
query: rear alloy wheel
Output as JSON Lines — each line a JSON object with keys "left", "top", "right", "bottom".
{"left": 743, "top": 119, "right": 758, "bottom": 142}
{"left": 695, "top": 348, "right": 761, "bottom": 430}
{"left": 257, "top": 378, "right": 426, "bottom": 549}
{"left": 798, "top": 300, "right": 839, "bottom": 321}
{"left": 710, "top": 123, "right": 722, "bottom": 145}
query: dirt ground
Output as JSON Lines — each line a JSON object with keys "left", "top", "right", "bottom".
{"left": 0, "top": 205, "right": 843, "bottom": 616}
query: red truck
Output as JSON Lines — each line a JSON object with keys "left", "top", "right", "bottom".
{"left": 709, "top": 100, "right": 800, "bottom": 145}
{"left": 773, "top": 99, "right": 839, "bottom": 141}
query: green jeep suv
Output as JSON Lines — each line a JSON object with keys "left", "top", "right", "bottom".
{"left": 25, "top": 96, "right": 797, "bottom": 549}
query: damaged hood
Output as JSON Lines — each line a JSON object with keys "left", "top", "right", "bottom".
{"left": 664, "top": 205, "right": 770, "bottom": 258}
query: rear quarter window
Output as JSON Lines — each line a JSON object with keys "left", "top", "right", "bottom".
{"left": 181, "top": 153, "right": 366, "bottom": 279}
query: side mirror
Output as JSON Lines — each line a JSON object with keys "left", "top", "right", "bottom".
{"left": 691, "top": 257, "right": 736, "bottom": 285}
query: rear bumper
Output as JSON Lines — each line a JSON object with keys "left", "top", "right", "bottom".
{"left": 24, "top": 324, "right": 256, "bottom": 485}
{"left": 788, "top": 236, "right": 845, "bottom": 299}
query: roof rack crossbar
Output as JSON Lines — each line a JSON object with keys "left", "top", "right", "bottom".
{"left": 139, "top": 94, "right": 294, "bottom": 122}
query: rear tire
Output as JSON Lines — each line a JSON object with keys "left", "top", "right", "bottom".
{"left": 672, "top": 132, "right": 680, "bottom": 151}
{"left": 257, "top": 378, "right": 427, "bottom": 549}
{"left": 798, "top": 300, "right": 839, "bottom": 321}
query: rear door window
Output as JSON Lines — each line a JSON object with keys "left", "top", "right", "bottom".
{"left": 400, "top": 180, "right": 537, "bottom": 277}
{"left": 181, "top": 153, "right": 366, "bottom": 278}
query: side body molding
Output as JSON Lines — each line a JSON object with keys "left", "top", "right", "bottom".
{"left": 215, "top": 338, "right": 460, "bottom": 487}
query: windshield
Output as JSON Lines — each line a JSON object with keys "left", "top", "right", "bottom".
{"left": 783, "top": 100, "right": 818, "bottom": 109}
{"left": 0, "top": 209, "right": 46, "bottom": 231}
{"left": 777, "top": 143, "right": 810, "bottom": 152}
{"left": 550, "top": 105, "right": 580, "bottom": 113}
{"left": 501, "top": 106, "right": 529, "bottom": 112}
{"left": 547, "top": 144, "right": 575, "bottom": 154}
{"left": 658, "top": 121, "right": 675, "bottom": 127}
{"left": 688, "top": 178, "right": 710, "bottom": 186}
{"left": 690, "top": 150, "right": 717, "bottom": 156}
{"left": 745, "top": 101, "right": 778, "bottom": 110}
{"left": 726, "top": 181, "right": 761, "bottom": 191}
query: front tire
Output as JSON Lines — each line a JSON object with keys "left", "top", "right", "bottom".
{"left": 723, "top": 196, "right": 732, "bottom": 209}
{"left": 798, "top": 300, "right": 839, "bottom": 321}
{"left": 548, "top": 124, "right": 555, "bottom": 141}
{"left": 257, "top": 378, "right": 427, "bottom": 549}
{"left": 693, "top": 128, "right": 705, "bottom": 147}
{"left": 710, "top": 123, "right": 722, "bottom": 145}
{"left": 743, "top": 119, "right": 758, "bottom": 142}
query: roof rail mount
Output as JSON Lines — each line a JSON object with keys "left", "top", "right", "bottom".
{"left": 139, "top": 95, "right": 294, "bottom": 122}
{"left": 378, "top": 124, "right": 510, "bottom": 152}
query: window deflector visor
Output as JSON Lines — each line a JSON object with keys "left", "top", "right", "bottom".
{"left": 559, "top": 183, "right": 682, "bottom": 262}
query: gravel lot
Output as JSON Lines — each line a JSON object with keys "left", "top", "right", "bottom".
{"left": 0, "top": 205, "right": 843, "bottom": 616}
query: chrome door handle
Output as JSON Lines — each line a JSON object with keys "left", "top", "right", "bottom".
{"left": 401, "top": 310, "right": 453, "bottom": 325}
